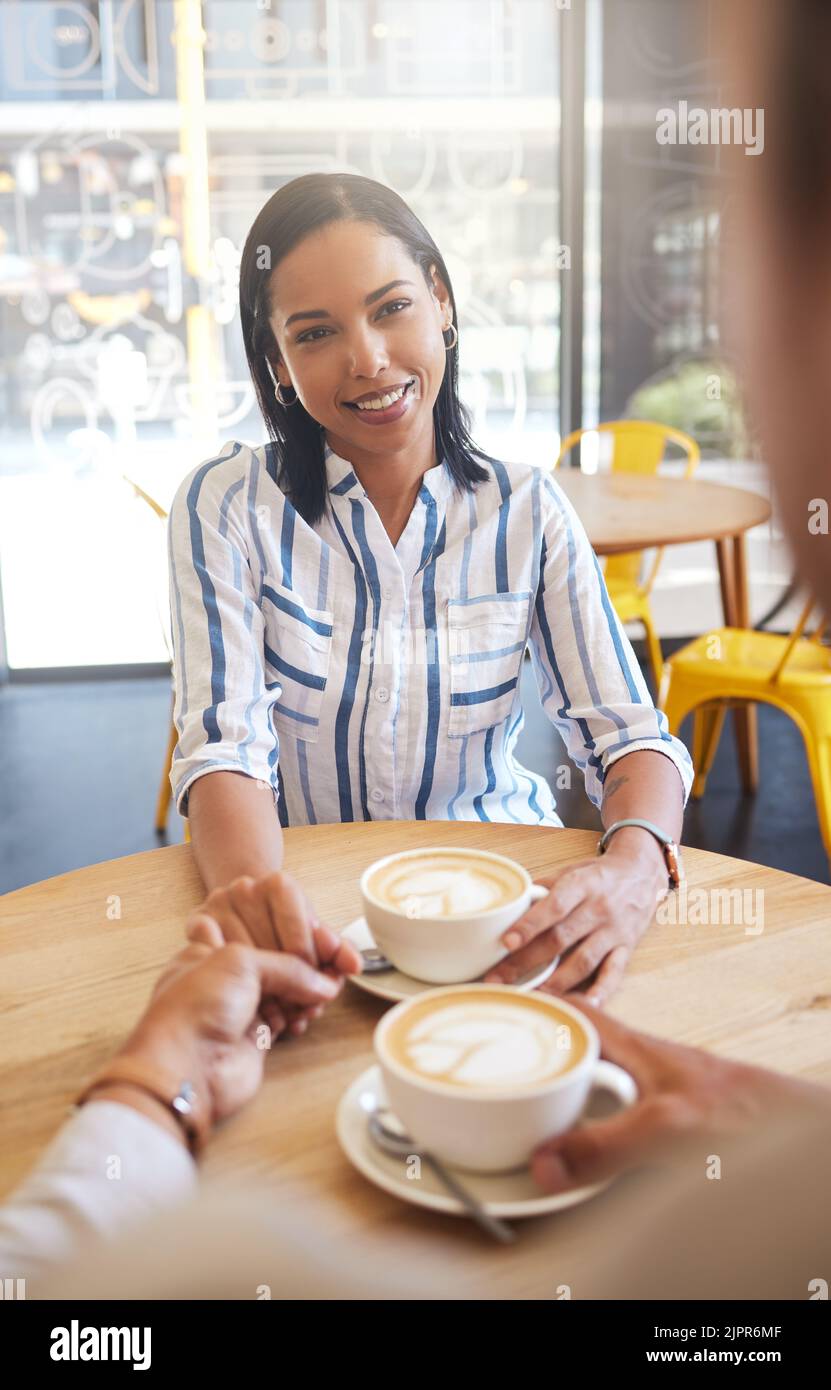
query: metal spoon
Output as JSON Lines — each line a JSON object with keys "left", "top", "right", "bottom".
{"left": 359, "top": 946, "right": 560, "bottom": 983}
{"left": 359, "top": 947, "right": 394, "bottom": 973}
{"left": 368, "top": 1109, "right": 516, "bottom": 1244}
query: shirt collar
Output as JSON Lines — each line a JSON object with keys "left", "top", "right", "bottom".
{"left": 323, "top": 438, "right": 453, "bottom": 506}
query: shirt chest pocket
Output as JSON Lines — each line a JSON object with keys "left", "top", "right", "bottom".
{"left": 446, "top": 590, "right": 532, "bottom": 738}
{"left": 262, "top": 579, "right": 334, "bottom": 744}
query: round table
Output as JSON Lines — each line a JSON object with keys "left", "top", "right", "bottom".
{"left": 2, "top": 823, "right": 829, "bottom": 1298}
{"left": 556, "top": 471, "right": 773, "bottom": 793}
{"left": 554, "top": 472, "right": 771, "bottom": 556}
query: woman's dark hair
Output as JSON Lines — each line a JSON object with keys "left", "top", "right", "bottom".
{"left": 239, "top": 172, "right": 497, "bottom": 527}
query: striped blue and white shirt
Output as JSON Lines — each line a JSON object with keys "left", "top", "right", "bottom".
{"left": 167, "top": 438, "right": 693, "bottom": 827}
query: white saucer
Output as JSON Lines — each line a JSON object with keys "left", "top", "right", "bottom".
{"left": 339, "top": 916, "right": 558, "bottom": 1003}
{"left": 336, "top": 1065, "right": 616, "bottom": 1220}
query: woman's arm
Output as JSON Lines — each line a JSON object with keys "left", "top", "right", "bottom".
{"left": 187, "top": 773, "right": 347, "bottom": 977}
{"left": 189, "top": 770, "right": 284, "bottom": 892}
{"left": 526, "top": 471, "right": 694, "bottom": 808}
{"left": 599, "top": 748, "right": 686, "bottom": 878}
{"left": 167, "top": 458, "right": 325, "bottom": 964}
{"left": 488, "top": 475, "right": 694, "bottom": 1002}
{"left": 167, "top": 452, "right": 283, "bottom": 857}
{"left": 488, "top": 746, "right": 689, "bottom": 1004}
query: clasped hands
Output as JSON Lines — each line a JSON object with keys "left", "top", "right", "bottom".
{"left": 113, "top": 857, "right": 822, "bottom": 1198}
{"left": 189, "top": 844, "right": 668, "bottom": 1023}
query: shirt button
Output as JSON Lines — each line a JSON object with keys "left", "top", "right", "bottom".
{"left": 370, "top": 788, "right": 385, "bottom": 802}
{"left": 375, "top": 686, "right": 389, "bottom": 702}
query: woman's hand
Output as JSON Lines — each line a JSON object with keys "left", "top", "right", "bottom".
{"left": 483, "top": 849, "right": 666, "bottom": 1005}
{"left": 186, "top": 875, "right": 363, "bottom": 1035}
{"left": 116, "top": 928, "right": 347, "bottom": 1131}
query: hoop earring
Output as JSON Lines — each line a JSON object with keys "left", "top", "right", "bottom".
{"left": 443, "top": 322, "right": 458, "bottom": 351}
{"left": 275, "top": 380, "right": 299, "bottom": 407}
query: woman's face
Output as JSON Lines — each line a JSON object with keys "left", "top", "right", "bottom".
{"left": 266, "top": 220, "right": 452, "bottom": 462}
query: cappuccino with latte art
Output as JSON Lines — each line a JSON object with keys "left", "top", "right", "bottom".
{"left": 375, "top": 985, "right": 638, "bottom": 1173}
{"left": 365, "top": 852, "right": 525, "bottom": 919}
{"left": 385, "top": 989, "right": 586, "bottom": 1090}
{"left": 359, "top": 846, "right": 549, "bottom": 983}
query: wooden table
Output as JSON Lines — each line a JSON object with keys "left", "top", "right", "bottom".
{"left": 2, "top": 823, "right": 829, "bottom": 1298}
{"left": 556, "top": 471, "right": 773, "bottom": 793}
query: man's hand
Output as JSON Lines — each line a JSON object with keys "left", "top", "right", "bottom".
{"left": 117, "top": 926, "right": 351, "bottom": 1131}
{"left": 531, "top": 996, "right": 830, "bottom": 1194}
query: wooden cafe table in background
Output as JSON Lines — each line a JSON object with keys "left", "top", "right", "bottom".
{"left": 556, "top": 470, "right": 773, "bottom": 793}
{"left": 2, "top": 822, "right": 830, "bottom": 1298}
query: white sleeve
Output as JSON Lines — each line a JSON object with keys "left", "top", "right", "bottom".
{"left": 167, "top": 450, "right": 282, "bottom": 817}
{"left": 0, "top": 1101, "right": 197, "bottom": 1287}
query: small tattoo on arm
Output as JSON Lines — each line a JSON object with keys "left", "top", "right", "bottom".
{"left": 605, "top": 774, "right": 629, "bottom": 802}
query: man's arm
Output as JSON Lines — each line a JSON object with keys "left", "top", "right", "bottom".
{"left": 0, "top": 934, "right": 353, "bottom": 1288}
{"left": 0, "top": 1101, "right": 197, "bottom": 1287}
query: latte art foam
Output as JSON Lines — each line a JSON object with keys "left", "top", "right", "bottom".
{"left": 367, "top": 853, "right": 524, "bottom": 918}
{"left": 387, "top": 992, "right": 587, "bottom": 1089}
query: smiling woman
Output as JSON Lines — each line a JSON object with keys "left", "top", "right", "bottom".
{"left": 166, "top": 171, "right": 694, "bottom": 1007}
{"left": 238, "top": 173, "right": 494, "bottom": 531}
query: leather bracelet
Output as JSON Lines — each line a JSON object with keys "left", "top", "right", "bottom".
{"left": 597, "top": 817, "right": 684, "bottom": 889}
{"left": 74, "top": 1057, "right": 210, "bottom": 1157}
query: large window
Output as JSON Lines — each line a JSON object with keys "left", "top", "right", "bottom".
{"left": 580, "top": 0, "right": 786, "bottom": 641}
{"left": 0, "top": 0, "right": 562, "bottom": 671}
{"left": 1, "top": 0, "right": 790, "bottom": 674}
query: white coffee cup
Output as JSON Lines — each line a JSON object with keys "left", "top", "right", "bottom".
{"left": 359, "top": 846, "right": 548, "bottom": 985}
{"left": 374, "top": 985, "right": 638, "bottom": 1174}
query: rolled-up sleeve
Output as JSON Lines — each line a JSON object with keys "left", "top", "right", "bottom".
{"left": 528, "top": 474, "right": 694, "bottom": 809}
{"left": 167, "top": 453, "right": 281, "bottom": 817}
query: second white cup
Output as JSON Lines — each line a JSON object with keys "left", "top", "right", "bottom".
{"left": 359, "top": 845, "right": 548, "bottom": 984}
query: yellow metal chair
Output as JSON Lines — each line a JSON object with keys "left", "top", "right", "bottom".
{"left": 122, "top": 475, "right": 190, "bottom": 844}
{"left": 657, "top": 598, "right": 831, "bottom": 864}
{"left": 554, "top": 420, "right": 701, "bottom": 689}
